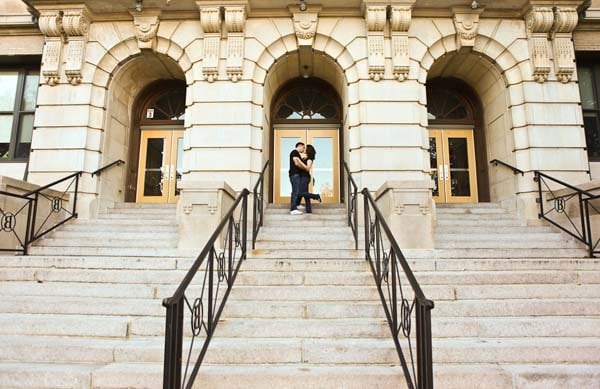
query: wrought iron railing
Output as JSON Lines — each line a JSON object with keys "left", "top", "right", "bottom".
{"left": 0, "top": 160, "right": 125, "bottom": 254}
{"left": 362, "top": 189, "right": 434, "bottom": 389}
{"left": 252, "top": 161, "right": 269, "bottom": 249}
{"left": 91, "top": 159, "right": 125, "bottom": 177}
{"left": 163, "top": 189, "right": 249, "bottom": 388}
{"left": 490, "top": 159, "right": 599, "bottom": 257}
{"left": 343, "top": 162, "right": 358, "bottom": 249}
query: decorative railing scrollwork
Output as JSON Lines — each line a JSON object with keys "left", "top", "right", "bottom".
{"left": 163, "top": 189, "right": 249, "bottom": 388}
{"left": 0, "top": 191, "right": 34, "bottom": 254}
{"left": 252, "top": 161, "right": 269, "bottom": 250}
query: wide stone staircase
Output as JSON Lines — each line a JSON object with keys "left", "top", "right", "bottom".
{"left": 0, "top": 202, "right": 599, "bottom": 388}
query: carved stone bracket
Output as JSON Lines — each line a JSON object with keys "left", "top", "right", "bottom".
{"left": 225, "top": 6, "right": 246, "bottom": 82}
{"left": 63, "top": 8, "right": 91, "bottom": 85}
{"left": 365, "top": 5, "right": 387, "bottom": 81}
{"left": 525, "top": 6, "right": 554, "bottom": 83}
{"left": 551, "top": 7, "right": 578, "bottom": 83}
{"left": 292, "top": 8, "right": 319, "bottom": 47}
{"left": 132, "top": 11, "right": 160, "bottom": 52}
{"left": 390, "top": 5, "right": 411, "bottom": 81}
{"left": 39, "top": 11, "right": 64, "bottom": 86}
{"left": 200, "top": 7, "right": 222, "bottom": 82}
{"left": 453, "top": 7, "right": 482, "bottom": 50}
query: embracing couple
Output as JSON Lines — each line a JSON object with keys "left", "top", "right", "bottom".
{"left": 289, "top": 142, "right": 322, "bottom": 215}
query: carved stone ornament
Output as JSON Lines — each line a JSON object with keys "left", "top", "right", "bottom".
{"left": 453, "top": 8, "right": 481, "bottom": 50}
{"left": 39, "top": 11, "right": 64, "bottom": 86}
{"left": 225, "top": 6, "right": 246, "bottom": 82}
{"left": 63, "top": 8, "right": 91, "bottom": 85}
{"left": 200, "top": 7, "right": 222, "bottom": 82}
{"left": 390, "top": 6, "right": 411, "bottom": 81}
{"left": 552, "top": 7, "right": 578, "bottom": 83}
{"left": 365, "top": 5, "right": 387, "bottom": 81}
{"left": 133, "top": 13, "right": 160, "bottom": 50}
{"left": 525, "top": 7, "right": 554, "bottom": 83}
{"left": 292, "top": 11, "right": 318, "bottom": 47}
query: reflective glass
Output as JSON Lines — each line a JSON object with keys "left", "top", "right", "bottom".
{"left": 429, "top": 137, "right": 439, "bottom": 197}
{"left": 21, "top": 72, "right": 39, "bottom": 111}
{"left": 15, "top": 113, "right": 33, "bottom": 158}
{"left": 175, "top": 137, "right": 183, "bottom": 196}
{"left": 311, "top": 137, "right": 334, "bottom": 200}
{"left": 578, "top": 67, "right": 597, "bottom": 110}
{"left": 448, "top": 137, "right": 471, "bottom": 197}
{"left": 0, "top": 71, "right": 18, "bottom": 111}
{"left": 143, "top": 138, "right": 165, "bottom": 196}
{"left": 0, "top": 114, "right": 14, "bottom": 159}
{"left": 279, "top": 136, "right": 302, "bottom": 197}
{"left": 584, "top": 115, "right": 600, "bottom": 160}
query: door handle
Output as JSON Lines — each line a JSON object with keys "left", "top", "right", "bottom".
{"left": 443, "top": 165, "right": 450, "bottom": 181}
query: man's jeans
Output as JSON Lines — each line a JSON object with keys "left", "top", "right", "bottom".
{"left": 290, "top": 174, "right": 303, "bottom": 211}
{"left": 297, "top": 175, "right": 312, "bottom": 213}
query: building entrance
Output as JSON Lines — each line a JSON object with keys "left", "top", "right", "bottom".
{"left": 136, "top": 129, "right": 183, "bottom": 204}
{"left": 429, "top": 129, "right": 478, "bottom": 203}
{"left": 273, "top": 128, "right": 340, "bottom": 204}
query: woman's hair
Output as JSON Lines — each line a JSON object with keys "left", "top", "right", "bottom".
{"left": 306, "top": 144, "right": 316, "bottom": 160}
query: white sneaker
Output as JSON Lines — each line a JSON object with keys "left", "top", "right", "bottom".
{"left": 290, "top": 209, "right": 303, "bottom": 215}
{"left": 297, "top": 205, "right": 306, "bottom": 211}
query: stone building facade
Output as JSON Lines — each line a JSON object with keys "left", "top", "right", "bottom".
{"left": 1, "top": 0, "right": 599, "bottom": 248}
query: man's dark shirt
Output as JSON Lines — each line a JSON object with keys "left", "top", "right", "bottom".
{"left": 289, "top": 150, "right": 303, "bottom": 176}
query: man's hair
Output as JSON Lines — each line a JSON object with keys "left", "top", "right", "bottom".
{"left": 295, "top": 142, "right": 305, "bottom": 148}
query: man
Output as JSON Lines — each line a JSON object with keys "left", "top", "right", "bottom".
{"left": 289, "top": 142, "right": 309, "bottom": 215}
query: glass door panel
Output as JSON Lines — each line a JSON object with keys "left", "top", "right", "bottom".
{"left": 168, "top": 130, "right": 185, "bottom": 204}
{"left": 428, "top": 130, "right": 445, "bottom": 203}
{"left": 137, "top": 130, "right": 170, "bottom": 203}
{"left": 307, "top": 129, "right": 340, "bottom": 204}
{"left": 273, "top": 129, "right": 306, "bottom": 204}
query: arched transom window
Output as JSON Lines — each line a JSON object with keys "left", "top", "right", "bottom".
{"left": 427, "top": 88, "right": 474, "bottom": 121}
{"left": 274, "top": 84, "right": 340, "bottom": 121}
{"left": 143, "top": 89, "right": 186, "bottom": 121}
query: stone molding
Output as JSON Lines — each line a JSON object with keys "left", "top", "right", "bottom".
{"left": 132, "top": 11, "right": 161, "bottom": 51}
{"left": 365, "top": 5, "right": 386, "bottom": 81}
{"left": 38, "top": 6, "right": 91, "bottom": 86}
{"left": 525, "top": 5, "right": 578, "bottom": 83}
{"left": 199, "top": 6, "right": 222, "bottom": 82}
{"left": 390, "top": 5, "right": 411, "bottom": 81}
{"left": 452, "top": 7, "right": 482, "bottom": 50}
{"left": 225, "top": 6, "right": 246, "bottom": 82}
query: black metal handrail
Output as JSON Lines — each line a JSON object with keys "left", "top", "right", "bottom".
{"left": 163, "top": 189, "right": 249, "bottom": 388}
{"left": 91, "top": 159, "right": 125, "bottom": 177}
{"left": 490, "top": 159, "right": 524, "bottom": 175}
{"left": 252, "top": 161, "right": 269, "bottom": 249}
{"left": 362, "top": 189, "right": 434, "bottom": 389}
{"left": 491, "top": 159, "right": 598, "bottom": 257}
{"left": 343, "top": 162, "right": 358, "bottom": 249}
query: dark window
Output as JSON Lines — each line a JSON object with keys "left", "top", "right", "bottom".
{"left": 143, "top": 89, "right": 186, "bottom": 121}
{"left": 427, "top": 88, "right": 473, "bottom": 121}
{"left": 578, "top": 62, "right": 600, "bottom": 161}
{"left": 274, "top": 83, "right": 340, "bottom": 121}
{"left": 0, "top": 68, "right": 39, "bottom": 160}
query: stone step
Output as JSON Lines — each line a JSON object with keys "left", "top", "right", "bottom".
{"left": 51, "top": 231, "right": 179, "bottom": 240}
{"left": 435, "top": 232, "right": 569, "bottom": 241}
{"left": 265, "top": 208, "right": 347, "bottom": 215}
{"left": 59, "top": 223, "right": 178, "bottom": 232}
{"left": 110, "top": 203, "right": 177, "bottom": 209}
{"left": 435, "top": 239, "right": 583, "bottom": 249}
{"left": 436, "top": 203, "right": 503, "bottom": 208}
{"left": 451, "top": 283, "right": 600, "bottom": 300}
{"left": 248, "top": 249, "right": 363, "bottom": 259}
{"left": 434, "top": 248, "right": 588, "bottom": 258}
{"left": 262, "top": 219, "right": 348, "bottom": 227}
{"left": 434, "top": 225, "right": 555, "bottom": 234}
{"left": 436, "top": 219, "right": 524, "bottom": 227}
{"left": 0, "top": 313, "right": 130, "bottom": 338}
{"left": 103, "top": 208, "right": 176, "bottom": 215}
{"left": 35, "top": 237, "right": 178, "bottom": 248}
{"left": 0, "top": 281, "right": 157, "bottom": 299}
{"left": 0, "top": 256, "right": 182, "bottom": 270}
{"left": 435, "top": 208, "right": 509, "bottom": 214}
{"left": 264, "top": 213, "right": 347, "bottom": 221}
{"left": 256, "top": 240, "right": 356, "bottom": 249}
{"left": 28, "top": 246, "right": 182, "bottom": 257}
{"left": 267, "top": 203, "right": 346, "bottom": 209}
{"left": 71, "top": 218, "right": 177, "bottom": 226}
{"left": 96, "top": 213, "right": 177, "bottom": 220}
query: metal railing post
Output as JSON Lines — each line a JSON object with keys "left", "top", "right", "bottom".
{"left": 416, "top": 300, "right": 434, "bottom": 389}
{"left": 162, "top": 299, "right": 183, "bottom": 389}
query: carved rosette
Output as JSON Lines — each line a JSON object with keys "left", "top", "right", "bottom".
{"left": 39, "top": 11, "right": 64, "bottom": 86}
{"left": 525, "top": 7, "right": 554, "bottom": 83}
{"left": 200, "top": 7, "right": 222, "bottom": 82}
{"left": 225, "top": 6, "right": 246, "bottom": 82}
{"left": 365, "top": 5, "right": 387, "bottom": 82}
{"left": 552, "top": 7, "right": 578, "bottom": 83}
{"left": 292, "top": 12, "right": 318, "bottom": 47}
{"left": 453, "top": 9, "right": 481, "bottom": 50}
{"left": 390, "top": 6, "right": 411, "bottom": 82}
{"left": 63, "top": 9, "right": 90, "bottom": 85}
{"left": 133, "top": 13, "right": 160, "bottom": 51}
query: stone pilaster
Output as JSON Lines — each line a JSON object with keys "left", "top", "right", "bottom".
{"left": 39, "top": 10, "right": 63, "bottom": 86}
{"left": 199, "top": 6, "right": 222, "bottom": 82}
{"left": 390, "top": 5, "right": 411, "bottom": 81}
{"left": 525, "top": 6, "right": 554, "bottom": 83}
{"left": 224, "top": 5, "right": 247, "bottom": 82}
{"left": 365, "top": 4, "right": 387, "bottom": 81}
{"left": 551, "top": 7, "right": 578, "bottom": 83}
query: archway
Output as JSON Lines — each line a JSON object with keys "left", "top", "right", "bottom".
{"left": 426, "top": 50, "right": 516, "bottom": 205}
{"left": 97, "top": 51, "right": 186, "bottom": 208}
{"left": 261, "top": 50, "right": 349, "bottom": 205}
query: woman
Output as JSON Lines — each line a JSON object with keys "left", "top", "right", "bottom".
{"left": 297, "top": 144, "right": 322, "bottom": 213}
